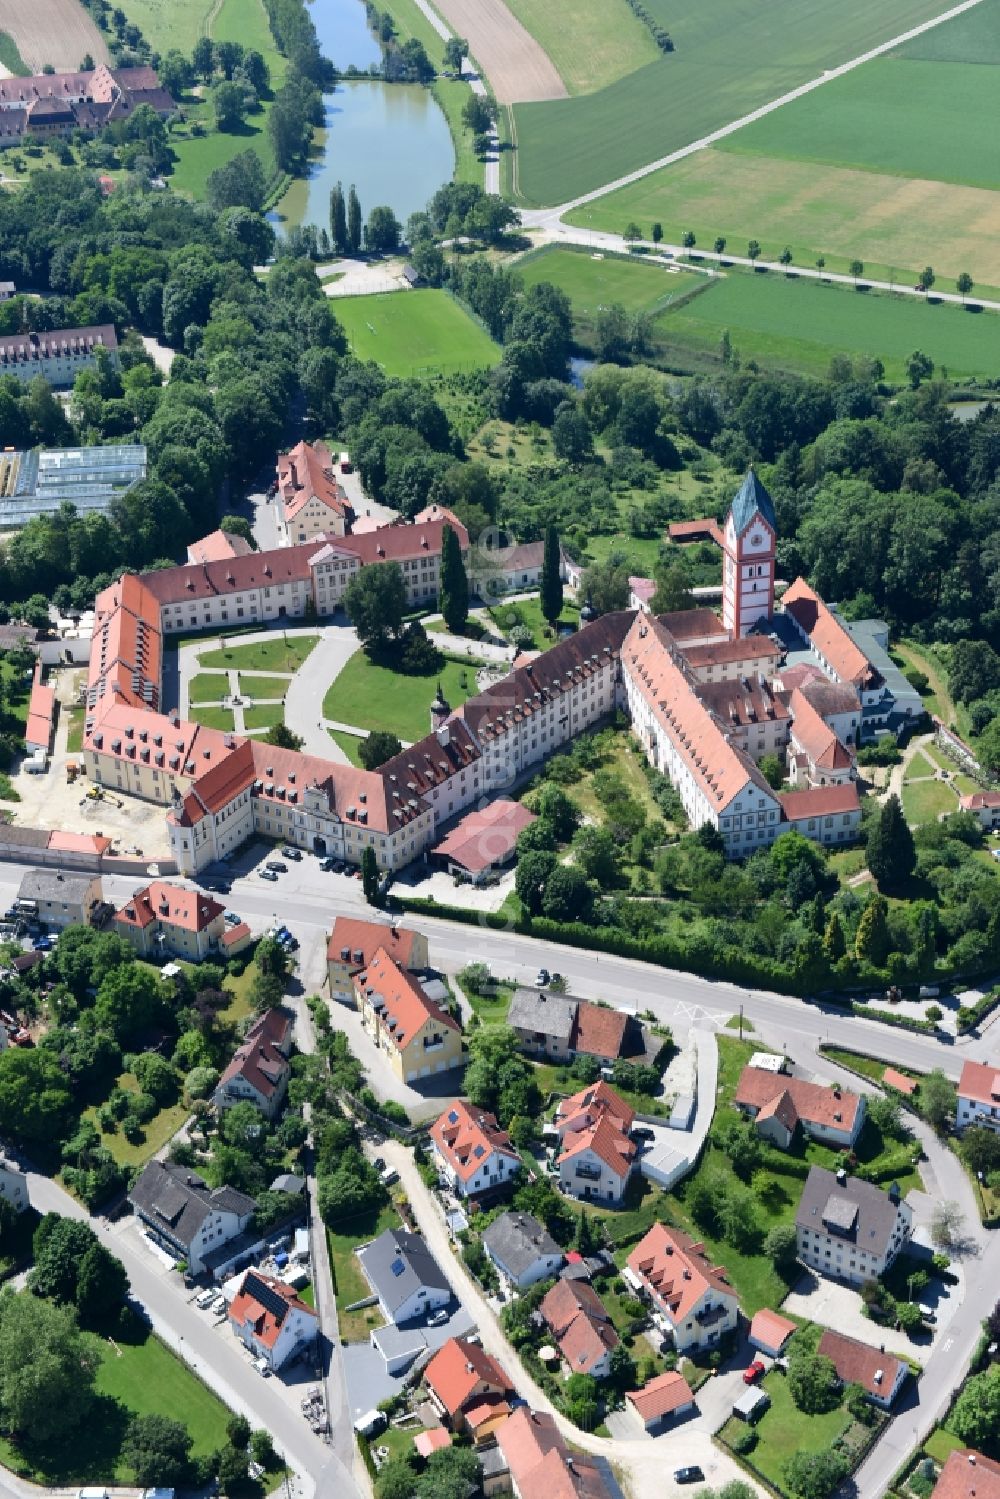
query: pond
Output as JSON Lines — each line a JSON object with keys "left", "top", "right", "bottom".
{"left": 271, "top": 0, "right": 455, "bottom": 233}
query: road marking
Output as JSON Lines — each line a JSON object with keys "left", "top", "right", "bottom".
{"left": 942, "top": 1338, "right": 954, "bottom": 1352}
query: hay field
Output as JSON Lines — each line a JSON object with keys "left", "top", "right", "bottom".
{"left": 332, "top": 290, "right": 499, "bottom": 376}
{"left": 430, "top": 0, "right": 566, "bottom": 103}
{"left": 503, "top": 0, "right": 659, "bottom": 95}
{"left": 516, "top": 246, "right": 704, "bottom": 316}
{"left": 0, "top": 0, "right": 108, "bottom": 70}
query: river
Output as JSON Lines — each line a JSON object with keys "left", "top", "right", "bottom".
{"left": 271, "top": 0, "right": 455, "bottom": 234}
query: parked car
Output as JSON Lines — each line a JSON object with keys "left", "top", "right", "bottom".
{"left": 259, "top": 869, "right": 279, "bottom": 882}
{"left": 535, "top": 968, "right": 550, "bottom": 987}
{"left": 251, "top": 1356, "right": 272, "bottom": 1377}
{"left": 373, "top": 1157, "right": 386, "bottom": 1173}
{"left": 32, "top": 936, "right": 53, "bottom": 951}
{"left": 224, "top": 911, "right": 241, "bottom": 925}
{"left": 280, "top": 846, "right": 302, "bottom": 861}
{"left": 919, "top": 1304, "right": 936, "bottom": 1322}
{"left": 427, "top": 1307, "right": 450, "bottom": 1327}
{"left": 380, "top": 1167, "right": 399, "bottom": 1187}
{"left": 743, "top": 1360, "right": 766, "bottom": 1385}
{"left": 319, "top": 857, "right": 337, "bottom": 872}
{"left": 674, "top": 1469, "right": 704, "bottom": 1486}
{"left": 265, "top": 860, "right": 287, "bottom": 873}
{"left": 195, "top": 1289, "right": 217, "bottom": 1309}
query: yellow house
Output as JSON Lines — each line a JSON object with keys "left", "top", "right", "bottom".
{"left": 353, "top": 946, "right": 463, "bottom": 1083}
{"left": 327, "top": 916, "right": 429, "bottom": 1004}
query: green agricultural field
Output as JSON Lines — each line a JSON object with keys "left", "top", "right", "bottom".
{"left": 896, "top": 2, "right": 1000, "bottom": 62}
{"left": 516, "top": 246, "right": 704, "bottom": 318}
{"left": 323, "top": 653, "right": 478, "bottom": 743}
{"left": 115, "top": 0, "right": 215, "bottom": 54}
{"left": 333, "top": 290, "right": 499, "bottom": 377}
{"left": 510, "top": 0, "right": 959, "bottom": 204}
{"left": 651, "top": 269, "right": 1000, "bottom": 381}
{"left": 504, "top": 0, "right": 659, "bottom": 94}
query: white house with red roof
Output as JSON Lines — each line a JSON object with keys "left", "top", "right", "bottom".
{"left": 113, "top": 879, "right": 226, "bottom": 961}
{"left": 554, "top": 1081, "right": 637, "bottom": 1204}
{"left": 496, "top": 1408, "right": 613, "bottom": 1499}
{"left": 959, "top": 790, "right": 1000, "bottom": 831}
{"left": 424, "top": 1337, "right": 514, "bottom": 1446}
{"left": 817, "top": 1328, "right": 907, "bottom": 1409}
{"left": 625, "top": 1369, "right": 696, "bottom": 1431}
{"left": 227, "top": 1268, "right": 318, "bottom": 1370}
{"left": 734, "top": 1064, "right": 865, "bottom": 1150}
{"left": 957, "top": 1059, "right": 1000, "bottom": 1133}
{"left": 275, "top": 440, "right": 353, "bottom": 544}
{"left": 625, "top": 1223, "right": 739, "bottom": 1353}
{"left": 540, "top": 1279, "right": 618, "bottom": 1380}
{"left": 932, "top": 1449, "right": 1000, "bottom": 1499}
{"left": 213, "top": 1009, "right": 293, "bottom": 1120}
{"left": 429, "top": 1100, "right": 521, "bottom": 1199}
{"left": 787, "top": 687, "right": 855, "bottom": 788}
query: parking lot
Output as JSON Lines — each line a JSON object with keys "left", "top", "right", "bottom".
{"left": 341, "top": 1301, "right": 475, "bottom": 1419}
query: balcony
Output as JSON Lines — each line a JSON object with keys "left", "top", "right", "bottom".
{"left": 574, "top": 1164, "right": 602, "bottom": 1182}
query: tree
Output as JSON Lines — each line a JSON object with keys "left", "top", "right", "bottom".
{"left": 250, "top": 1428, "right": 276, "bottom": 1467}
{"left": 651, "top": 222, "right": 663, "bottom": 244}
{"left": 867, "top": 1092, "right": 905, "bottom": 1142}
{"left": 918, "top": 265, "right": 936, "bottom": 292}
{"left": 443, "top": 35, "right": 468, "bottom": 69}
{"left": 540, "top": 524, "right": 563, "bottom": 626}
{"left": 347, "top": 185, "right": 362, "bottom": 254}
{"left": 930, "top": 1199, "right": 964, "bottom": 1250}
{"left": 516, "top": 848, "right": 556, "bottom": 916}
{"left": 747, "top": 240, "right": 761, "bottom": 263}
{"left": 957, "top": 271, "right": 974, "bottom": 304}
{"left": 849, "top": 259, "right": 864, "bottom": 284}
{"left": 193, "top": 34, "right": 215, "bottom": 80}
{"left": 896, "top": 1300, "right": 924, "bottom": 1334}
{"left": 0, "top": 1293, "right": 99, "bottom": 1443}
{"left": 951, "top": 1366, "right": 1000, "bottom": 1448}
{"left": 541, "top": 865, "right": 593, "bottom": 924}
{"left": 822, "top": 910, "right": 846, "bottom": 963}
{"left": 220, "top": 514, "right": 255, "bottom": 546}
{"left": 330, "top": 180, "right": 348, "bottom": 255}
{"left": 714, "top": 236, "right": 727, "bottom": 255}
{"left": 0, "top": 1047, "right": 75, "bottom": 1144}
{"left": 920, "top": 1070, "right": 955, "bottom": 1134}
{"left": 261, "top": 722, "right": 304, "bottom": 751}
{"left": 359, "top": 730, "right": 403, "bottom": 770}
{"left": 538, "top": 784, "right": 580, "bottom": 841}
{"left": 552, "top": 404, "right": 593, "bottom": 463}
{"left": 361, "top": 845, "right": 380, "bottom": 905}
{"left": 758, "top": 752, "right": 784, "bottom": 791}
{"left": 763, "top": 1223, "right": 799, "bottom": 1271}
{"left": 651, "top": 560, "right": 694, "bottom": 615}
{"left": 784, "top": 1450, "right": 849, "bottom": 1499}
{"left": 76, "top": 1240, "right": 129, "bottom": 1327}
{"left": 780, "top": 247, "right": 793, "bottom": 266}
{"left": 344, "top": 562, "right": 406, "bottom": 654}
{"left": 867, "top": 794, "right": 916, "bottom": 889}
{"left": 906, "top": 350, "right": 934, "bottom": 389}
{"left": 788, "top": 1350, "right": 841, "bottom": 1414}
{"left": 816, "top": 255, "right": 826, "bottom": 273}
{"left": 855, "top": 893, "right": 891, "bottom": 967}
{"left": 624, "top": 222, "right": 643, "bottom": 243}
{"left": 122, "top": 1413, "right": 193, "bottom": 1486}
{"left": 31, "top": 1215, "right": 97, "bottom": 1304}
{"left": 213, "top": 79, "right": 246, "bottom": 131}
{"left": 682, "top": 230, "right": 696, "bottom": 249}
{"left": 464, "top": 1028, "right": 540, "bottom": 1127}
{"left": 439, "top": 523, "right": 468, "bottom": 634}
{"left": 365, "top": 205, "right": 401, "bottom": 254}
{"left": 715, "top": 1117, "right": 762, "bottom": 1181}
{"left": 462, "top": 93, "right": 496, "bottom": 136}
{"left": 159, "top": 50, "right": 193, "bottom": 98}
{"left": 227, "top": 1413, "right": 252, "bottom": 1449}
{"left": 94, "top": 963, "right": 170, "bottom": 1044}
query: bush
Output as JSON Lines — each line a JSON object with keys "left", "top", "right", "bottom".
{"left": 730, "top": 1425, "right": 758, "bottom": 1455}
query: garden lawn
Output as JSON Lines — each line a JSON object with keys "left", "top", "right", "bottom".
{"left": 819, "top": 1045, "right": 921, "bottom": 1087}
{"left": 906, "top": 751, "right": 937, "bottom": 780}
{"left": 237, "top": 673, "right": 295, "bottom": 699}
{"left": 504, "top": 0, "right": 659, "bottom": 94}
{"left": 511, "top": 0, "right": 956, "bottom": 204}
{"left": 720, "top": 1367, "right": 851, "bottom": 1489}
{"left": 200, "top": 635, "right": 319, "bottom": 673}
{"left": 464, "top": 981, "right": 515, "bottom": 1026}
{"left": 82, "top": 1072, "right": 189, "bottom": 1169}
{"left": 188, "top": 705, "right": 236, "bottom": 732}
{"left": 65, "top": 706, "right": 85, "bottom": 754}
{"left": 218, "top": 957, "right": 258, "bottom": 1025}
{"left": 323, "top": 654, "right": 478, "bottom": 743}
{"left": 327, "top": 1204, "right": 400, "bottom": 1343}
{"left": 488, "top": 595, "right": 579, "bottom": 649}
{"left": 923, "top": 1427, "right": 967, "bottom": 1464}
{"left": 567, "top": 731, "right": 673, "bottom": 833}
{"left": 243, "top": 704, "right": 284, "bottom": 731}
{"left": 902, "top": 777, "right": 958, "bottom": 826}
{"left": 187, "top": 672, "right": 228, "bottom": 704}
{"left": 328, "top": 729, "right": 365, "bottom": 767}
{"left": 332, "top": 291, "right": 499, "bottom": 378}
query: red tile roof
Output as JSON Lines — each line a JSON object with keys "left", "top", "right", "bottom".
{"left": 141, "top": 542, "right": 320, "bottom": 607}
{"left": 277, "top": 441, "right": 352, "bottom": 524}
{"left": 216, "top": 1009, "right": 292, "bottom": 1101}
{"left": 748, "top": 1308, "right": 797, "bottom": 1353}
{"left": 355, "top": 947, "right": 460, "bottom": 1053}
{"left": 817, "top": 1329, "right": 904, "bottom": 1400}
{"left": 696, "top": 676, "right": 790, "bottom": 730}
{"left": 782, "top": 578, "right": 878, "bottom": 689}
{"left": 433, "top": 799, "right": 536, "bottom": 874}
{"left": 115, "top": 880, "right": 224, "bottom": 933}
{"left": 430, "top": 1100, "right": 519, "bottom": 1185}
{"left": 228, "top": 1269, "right": 315, "bottom": 1350}
{"left": 327, "top": 917, "right": 423, "bottom": 971}
{"left": 629, "top": 576, "right": 656, "bottom": 604}
{"left": 186, "top": 529, "right": 254, "bottom": 564}
{"left": 626, "top": 1370, "right": 695, "bottom": 1422}
{"left": 497, "top": 1409, "right": 611, "bottom": 1499}
{"left": 424, "top": 1337, "right": 511, "bottom": 1417}
{"left": 26, "top": 673, "right": 55, "bottom": 749}
{"left": 314, "top": 516, "right": 469, "bottom": 568}
{"left": 932, "top": 1450, "right": 1000, "bottom": 1499}
{"left": 680, "top": 635, "right": 782, "bottom": 669}
{"left": 656, "top": 607, "right": 727, "bottom": 641}
{"left": 558, "top": 1110, "right": 636, "bottom": 1180}
{"left": 958, "top": 1059, "right": 1000, "bottom": 1108}
{"left": 627, "top": 1224, "right": 736, "bottom": 1326}
{"left": 555, "top": 1081, "right": 634, "bottom": 1134}
{"left": 778, "top": 784, "right": 861, "bottom": 821}
{"left": 47, "top": 830, "right": 112, "bottom": 856}
{"left": 882, "top": 1067, "right": 917, "bottom": 1097}
{"left": 570, "top": 1002, "right": 629, "bottom": 1062}
{"left": 541, "top": 1280, "right": 618, "bottom": 1376}
{"left": 734, "top": 1065, "right": 863, "bottom": 1137}
{"left": 960, "top": 791, "right": 1000, "bottom": 812}
{"left": 789, "top": 688, "right": 853, "bottom": 771}
{"left": 413, "top": 1429, "right": 451, "bottom": 1457}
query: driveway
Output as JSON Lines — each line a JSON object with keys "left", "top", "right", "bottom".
{"left": 782, "top": 1270, "right": 940, "bottom": 1366}
{"left": 341, "top": 1304, "right": 474, "bottom": 1419}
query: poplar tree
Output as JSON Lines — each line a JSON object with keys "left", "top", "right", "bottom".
{"left": 540, "top": 524, "right": 563, "bottom": 626}
{"left": 329, "top": 181, "right": 347, "bottom": 256}
{"left": 439, "top": 523, "right": 468, "bottom": 634}
{"left": 347, "top": 185, "right": 362, "bottom": 255}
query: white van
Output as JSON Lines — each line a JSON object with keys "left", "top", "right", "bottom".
{"left": 79, "top": 1489, "right": 110, "bottom": 1499}
{"left": 354, "top": 1409, "right": 386, "bottom": 1439}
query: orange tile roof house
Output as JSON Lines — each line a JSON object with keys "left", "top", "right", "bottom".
{"left": 326, "top": 917, "right": 428, "bottom": 1003}
{"left": 276, "top": 440, "right": 353, "bottom": 543}
{"left": 554, "top": 1082, "right": 637, "bottom": 1205}
{"left": 431, "top": 798, "right": 536, "bottom": 882}
{"left": 186, "top": 529, "right": 254, "bottom": 564}
{"left": 782, "top": 577, "right": 880, "bottom": 691}
{"left": 353, "top": 947, "right": 463, "bottom": 1084}
{"left": 625, "top": 1224, "right": 739, "bottom": 1354}
{"left": 424, "top": 1337, "right": 514, "bottom": 1445}
{"left": 227, "top": 1268, "right": 317, "bottom": 1370}
{"left": 959, "top": 790, "right": 1000, "bottom": 831}
{"left": 540, "top": 1279, "right": 619, "bottom": 1380}
{"left": 213, "top": 1009, "right": 292, "bottom": 1120}
{"left": 817, "top": 1328, "right": 907, "bottom": 1409}
{"left": 25, "top": 665, "right": 56, "bottom": 755}
{"left": 496, "top": 1407, "right": 613, "bottom": 1499}
{"left": 625, "top": 1369, "right": 696, "bottom": 1431}
{"left": 113, "top": 879, "right": 226, "bottom": 961}
{"left": 734, "top": 1064, "right": 865, "bottom": 1150}
{"left": 957, "top": 1059, "right": 1000, "bottom": 1132}
{"left": 430, "top": 1100, "right": 521, "bottom": 1200}
{"left": 748, "top": 1308, "right": 797, "bottom": 1357}
{"left": 787, "top": 686, "right": 855, "bottom": 787}
{"left": 933, "top": 1450, "right": 1000, "bottom": 1499}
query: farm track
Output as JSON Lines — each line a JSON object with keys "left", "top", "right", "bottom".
{"left": 0, "top": 0, "right": 108, "bottom": 70}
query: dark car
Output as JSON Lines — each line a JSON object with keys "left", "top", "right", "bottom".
{"left": 203, "top": 878, "right": 231, "bottom": 895}
{"left": 280, "top": 846, "right": 302, "bottom": 861}
{"left": 259, "top": 869, "right": 279, "bottom": 882}
{"left": 319, "top": 857, "right": 337, "bottom": 872}
{"left": 674, "top": 1469, "right": 704, "bottom": 1486}
{"left": 265, "top": 860, "right": 287, "bottom": 874}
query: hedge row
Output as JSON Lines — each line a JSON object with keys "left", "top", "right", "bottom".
{"left": 850, "top": 1003, "right": 935, "bottom": 1034}
{"left": 957, "top": 987, "right": 1000, "bottom": 1034}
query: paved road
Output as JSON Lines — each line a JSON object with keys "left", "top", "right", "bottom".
{"left": 407, "top": 0, "right": 501, "bottom": 194}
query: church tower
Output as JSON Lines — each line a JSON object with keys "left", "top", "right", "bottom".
{"left": 722, "top": 468, "right": 777, "bottom": 639}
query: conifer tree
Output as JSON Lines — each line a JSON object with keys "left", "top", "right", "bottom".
{"left": 329, "top": 181, "right": 347, "bottom": 256}
{"left": 540, "top": 524, "right": 563, "bottom": 626}
{"left": 439, "top": 523, "right": 468, "bottom": 634}
{"left": 823, "top": 910, "right": 846, "bottom": 963}
{"left": 867, "top": 793, "right": 916, "bottom": 889}
{"left": 347, "top": 185, "right": 362, "bottom": 255}
{"left": 855, "top": 893, "right": 891, "bottom": 967}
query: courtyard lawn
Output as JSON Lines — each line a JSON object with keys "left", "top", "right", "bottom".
{"left": 567, "top": 731, "right": 676, "bottom": 834}
{"left": 65, "top": 706, "right": 85, "bottom": 754}
{"left": 504, "top": 0, "right": 659, "bottom": 94}
{"left": 332, "top": 291, "right": 499, "bottom": 378}
{"left": 902, "top": 777, "right": 958, "bottom": 826}
{"left": 200, "top": 635, "right": 319, "bottom": 674}
{"left": 488, "top": 595, "right": 579, "bottom": 649}
{"left": 322, "top": 654, "right": 478, "bottom": 743}
{"left": 328, "top": 729, "right": 365, "bottom": 767}
{"left": 511, "top": 0, "right": 957, "bottom": 205}
{"left": 906, "top": 751, "right": 937, "bottom": 780}
{"left": 236, "top": 673, "right": 292, "bottom": 699}
{"left": 327, "top": 1204, "right": 400, "bottom": 1343}
{"left": 188, "top": 705, "right": 236, "bottom": 732}
{"left": 923, "top": 1427, "right": 967, "bottom": 1464}
{"left": 187, "top": 672, "right": 229, "bottom": 704}
{"left": 242, "top": 704, "right": 284, "bottom": 731}
{"left": 720, "top": 1366, "right": 852, "bottom": 1490}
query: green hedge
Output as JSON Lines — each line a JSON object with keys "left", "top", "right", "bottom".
{"left": 957, "top": 988, "right": 1000, "bottom": 1034}
{"left": 850, "top": 1003, "right": 935, "bottom": 1034}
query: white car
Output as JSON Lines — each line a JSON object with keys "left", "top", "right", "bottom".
{"left": 195, "top": 1289, "right": 217, "bottom": 1309}
{"left": 252, "top": 1356, "right": 272, "bottom": 1377}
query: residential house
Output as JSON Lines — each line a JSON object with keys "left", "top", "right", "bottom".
{"left": 554, "top": 1082, "right": 637, "bottom": 1205}
{"left": 429, "top": 1100, "right": 521, "bottom": 1200}
{"left": 959, "top": 791, "right": 1000, "bottom": 832}
{"left": 625, "top": 1370, "right": 696, "bottom": 1432}
{"left": 213, "top": 1009, "right": 293, "bottom": 1120}
{"left": 356, "top": 1226, "right": 451, "bottom": 1325}
{"left": 817, "top": 1328, "right": 907, "bottom": 1409}
{"left": 482, "top": 1212, "right": 564, "bottom": 1290}
{"left": 227, "top": 1269, "right": 318, "bottom": 1370}
{"left": 748, "top": 1308, "right": 797, "bottom": 1358}
{"left": 625, "top": 1223, "right": 739, "bottom": 1354}
{"left": 496, "top": 1407, "right": 613, "bottom": 1499}
{"left": 129, "top": 1160, "right": 256, "bottom": 1276}
{"left": 540, "top": 1279, "right": 619, "bottom": 1380}
{"left": 24, "top": 665, "right": 55, "bottom": 753}
{"left": 795, "top": 1168, "right": 913, "bottom": 1286}
{"left": 957, "top": 1059, "right": 1000, "bottom": 1133}
{"left": 0, "top": 324, "right": 118, "bottom": 387}
{"left": 113, "top": 880, "right": 227, "bottom": 961}
{"left": 507, "top": 989, "right": 577, "bottom": 1062}
{"left": 424, "top": 1337, "right": 514, "bottom": 1445}
{"left": 354, "top": 947, "right": 463, "bottom": 1083}
{"left": 0, "top": 1154, "right": 27, "bottom": 1214}
{"left": 275, "top": 440, "right": 353, "bottom": 544}
{"left": 326, "top": 917, "right": 428, "bottom": 1004}
{"left": 16, "top": 870, "right": 102, "bottom": 929}
{"left": 733, "top": 1065, "right": 866, "bottom": 1150}
{"left": 932, "top": 1450, "right": 1000, "bottom": 1499}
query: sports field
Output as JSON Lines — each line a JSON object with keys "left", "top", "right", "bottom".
{"left": 508, "top": 0, "right": 960, "bottom": 204}
{"left": 655, "top": 271, "right": 1000, "bottom": 381}
{"left": 503, "top": 0, "right": 659, "bottom": 95}
{"left": 516, "top": 247, "right": 705, "bottom": 317}
{"left": 332, "top": 290, "right": 499, "bottom": 376}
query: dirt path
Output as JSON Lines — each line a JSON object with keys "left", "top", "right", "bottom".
{"left": 0, "top": 0, "right": 108, "bottom": 71}
{"left": 429, "top": 0, "right": 567, "bottom": 103}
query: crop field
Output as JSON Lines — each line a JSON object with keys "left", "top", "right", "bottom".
{"left": 502, "top": 0, "right": 659, "bottom": 95}
{"left": 568, "top": 148, "right": 1000, "bottom": 296}
{"left": 0, "top": 0, "right": 108, "bottom": 71}
{"left": 114, "top": 0, "right": 215, "bottom": 54}
{"left": 509, "top": 0, "right": 959, "bottom": 204}
{"left": 516, "top": 246, "right": 705, "bottom": 317}
{"left": 430, "top": 0, "right": 566, "bottom": 103}
{"left": 654, "top": 270, "right": 1000, "bottom": 381}
{"left": 895, "top": 1, "right": 1000, "bottom": 60}
{"left": 332, "top": 290, "right": 499, "bottom": 376}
